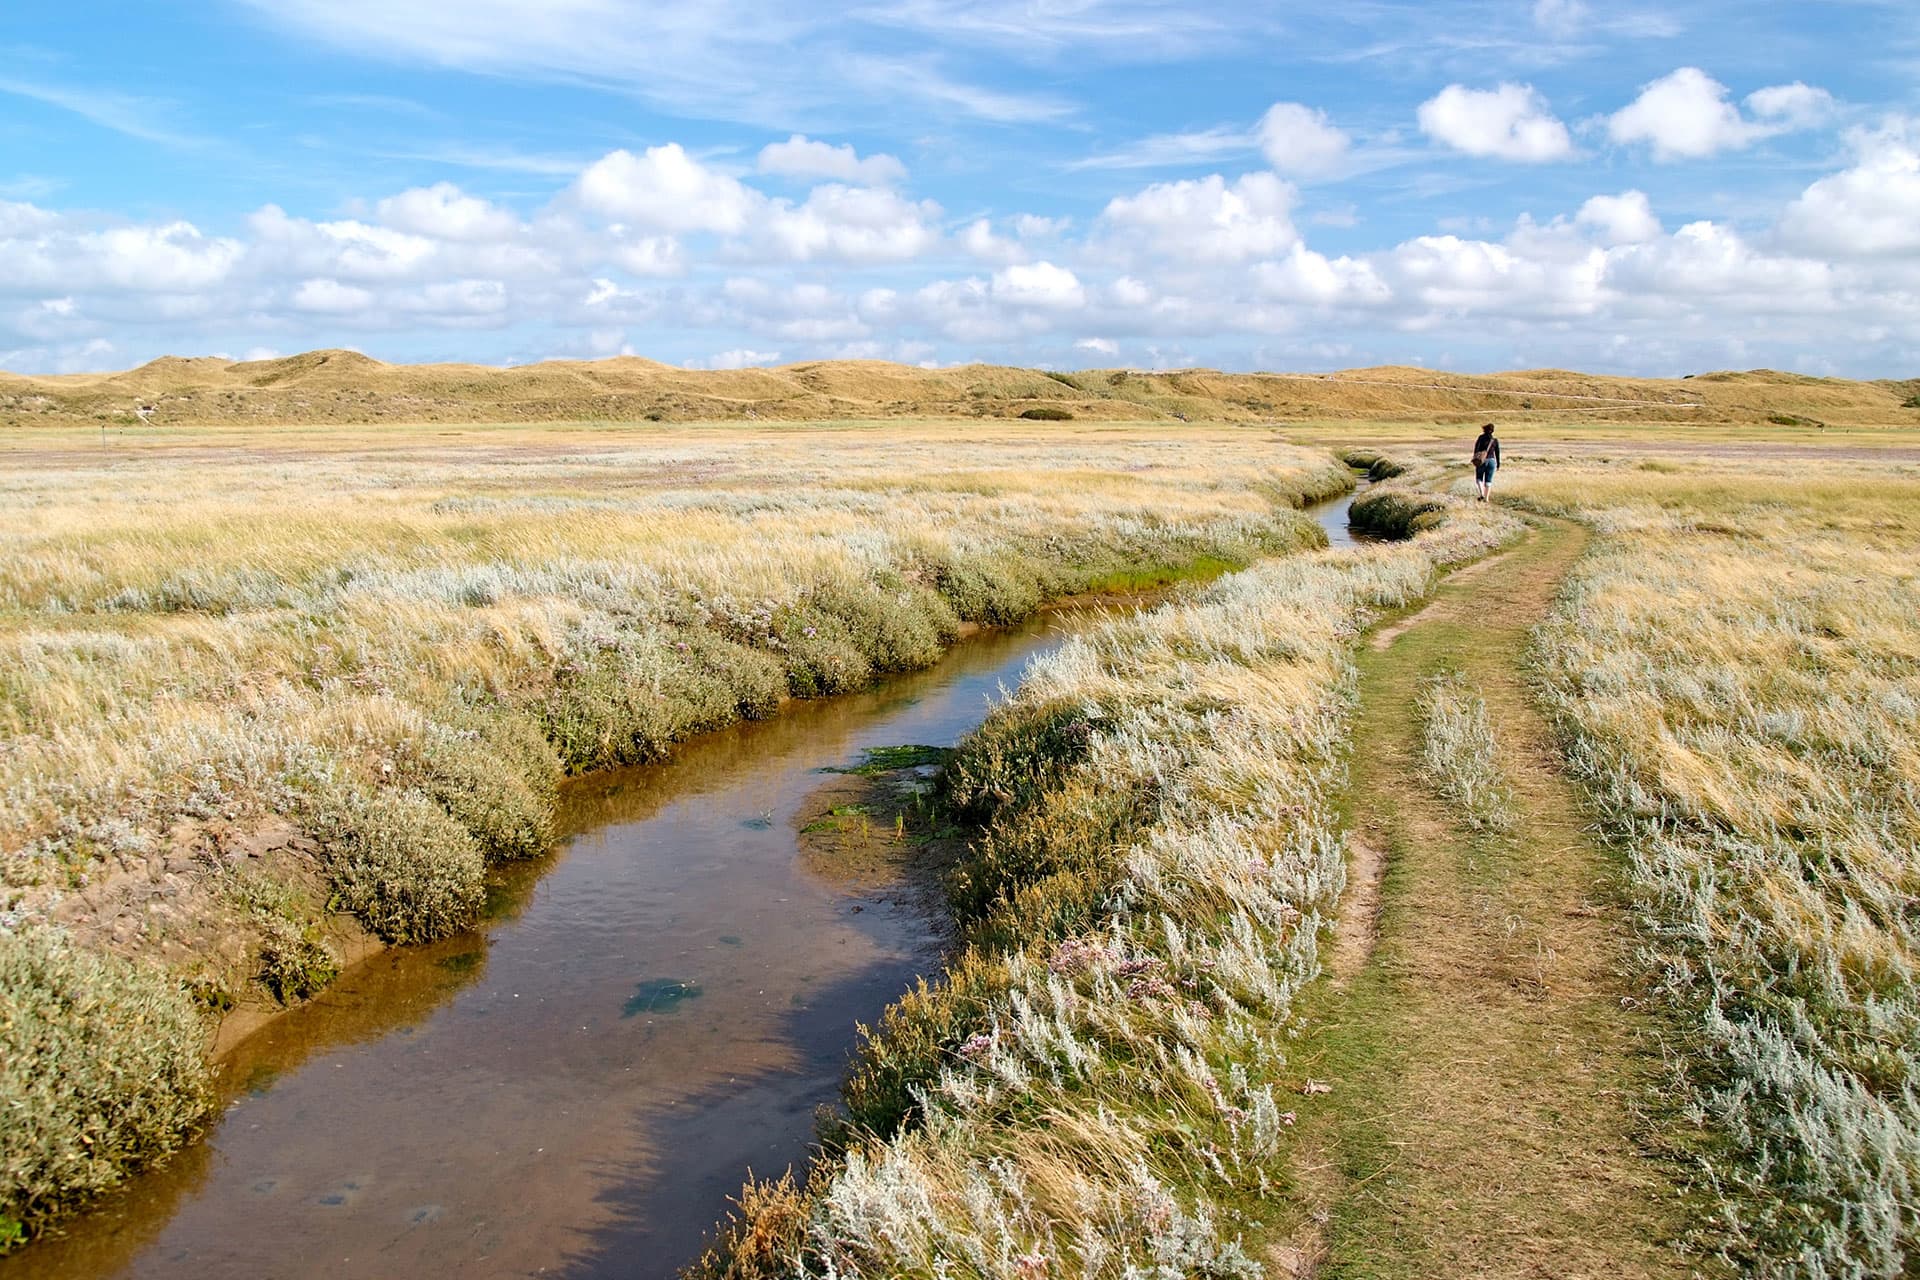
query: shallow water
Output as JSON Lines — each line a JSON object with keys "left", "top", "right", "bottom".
{"left": 1304, "top": 481, "right": 1382, "bottom": 549}
{"left": 10, "top": 612, "right": 1115, "bottom": 1280}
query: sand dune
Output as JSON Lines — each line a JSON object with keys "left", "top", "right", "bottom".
{"left": 3, "top": 348, "right": 1915, "bottom": 427}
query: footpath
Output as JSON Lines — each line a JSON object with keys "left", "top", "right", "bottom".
{"left": 1275, "top": 514, "right": 1698, "bottom": 1280}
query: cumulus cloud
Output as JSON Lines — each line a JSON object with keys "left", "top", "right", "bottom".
{"left": 3, "top": 123, "right": 1918, "bottom": 379}
{"left": 1253, "top": 244, "right": 1389, "bottom": 306}
{"left": 574, "top": 144, "right": 761, "bottom": 233}
{"left": 1099, "top": 172, "right": 1298, "bottom": 263}
{"left": 991, "top": 261, "right": 1085, "bottom": 309}
{"left": 1257, "top": 103, "right": 1350, "bottom": 175}
{"left": 1576, "top": 190, "right": 1661, "bottom": 245}
{"left": 375, "top": 182, "right": 520, "bottom": 241}
{"left": 291, "top": 278, "right": 375, "bottom": 314}
{"left": 1777, "top": 120, "right": 1920, "bottom": 258}
{"left": 960, "top": 218, "right": 1027, "bottom": 265}
{"left": 1608, "top": 68, "right": 1835, "bottom": 161}
{"left": 757, "top": 185, "right": 939, "bottom": 264}
{"left": 1418, "top": 83, "right": 1572, "bottom": 162}
{"left": 756, "top": 135, "right": 906, "bottom": 186}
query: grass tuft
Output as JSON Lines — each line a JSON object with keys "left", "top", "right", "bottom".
{"left": 1416, "top": 670, "right": 1513, "bottom": 833}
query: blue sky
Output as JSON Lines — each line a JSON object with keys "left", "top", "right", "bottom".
{"left": 3, "top": 1, "right": 1917, "bottom": 376}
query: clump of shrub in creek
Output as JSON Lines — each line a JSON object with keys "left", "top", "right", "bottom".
{"left": 0, "top": 927, "right": 212, "bottom": 1249}
{"left": 415, "top": 716, "right": 559, "bottom": 861}
{"left": 1337, "top": 447, "right": 1407, "bottom": 481}
{"left": 1350, "top": 485, "right": 1449, "bottom": 538}
{"left": 541, "top": 629, "right": 789, "bottom": 773}
{"left": 311, "top": 786, "right": 487, "bottom": 944}
{"left": 257, "top": 916, "right": 339, "bottom": 1004}
{"left": 926, "top": 552, "right": 1044, "bottom": 626}
{"left": 692, "top": 490, "right": 1521, "bottom": 1278}
{"left": 1019, "top": 406, "right": 1074, "bottom": 420}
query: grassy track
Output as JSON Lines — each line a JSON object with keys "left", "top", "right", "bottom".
{"left": 1278, "top": 512, "right": 1700, "bottom": 1279}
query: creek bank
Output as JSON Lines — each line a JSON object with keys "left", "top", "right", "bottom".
{"left": 3, "top": 456, "right": 1364, "bottom": 1251}
{"left": 4, "top": 608, "right": 1136, "bottom": 1279}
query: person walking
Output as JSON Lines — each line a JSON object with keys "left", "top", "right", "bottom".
{"left": 1472, "top": 422, "right": 1501, "bottom": 501}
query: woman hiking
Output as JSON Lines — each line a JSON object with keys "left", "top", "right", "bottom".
{"left": 1472, "top": 422, "right": 1501, "bottom": 501}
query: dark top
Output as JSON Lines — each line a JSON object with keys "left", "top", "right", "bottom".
{"left": 1474, "top": 432, "right": 1500, "bottom": 465}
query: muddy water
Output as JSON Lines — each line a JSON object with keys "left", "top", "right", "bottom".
{"left": 10, "top": 612, "right": 1120, "bottom": 1280}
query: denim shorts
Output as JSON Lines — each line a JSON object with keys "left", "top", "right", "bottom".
{"left": 1475, "top": 459, "right": 1498, "bottom": 484}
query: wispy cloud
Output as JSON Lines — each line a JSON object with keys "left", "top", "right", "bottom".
{"left": 305, "top": 92, "right": 447, "bottom": 120}
{"left": 0, "top": 174, "right": 64, "bottom": 200}
{"left": 237, "top": 0, "right": 1076, "bottom": 128}
{"left": 843, "top": 56, "right": 1078, "bottom": 125}
{"left": 0, "top": 76, "right": 207, "bottom": 147}
{"left": 851, "top": 0, "right": 1260, "bottom": 60}
{"left": 365, "top": 142, "right": 594, "bottom": 176}
{"left": 1066, "top": 126, "right": 1252, "bottom": 171}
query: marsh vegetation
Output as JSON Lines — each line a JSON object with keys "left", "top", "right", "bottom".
{"left": 0, "top": 421, "right": 1348, "bottom": 1245}
{"left": 1512, "top": 457, "right": 1920, "bottom": 1276}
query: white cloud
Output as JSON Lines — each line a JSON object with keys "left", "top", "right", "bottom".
{"left": 991, "top": 261, "right": 1085, "bottom": 309}
{"left": 249, "top": 205, "right": 440, "bottom": 281}
{"left": 960, "top": 218, "right": 1027, "bottom": 265}
{"left": 375, "top": 182, "right": 520, "bottom": 241}
{"left": 1747, "top": 82, "right": 1837, "bottom": 129}
{"left": 1606, "top": 221, "right": 1832, "bottom": 302}
{"left": 1253, "top": 244, "right": 1389, "bottom": 306}
{"left": 1258, "top": 103, "right": 1350, "bottom": 175}
{"left": 1418, "top": 83, "right": 1572, "bottom": 162}
{"left": 574, "top": 145, "right": 761, "bottom": 233}
{"left": 1012, "top": 214, "right": 1069, "bottom": 239}
{"left": 1576, "top": 190, "right": 1661, "bottom": 245}
{"left": 757, "top": 135, "right": 906, "bottom": 186}
{"left": 4, "top": 117, "right": 1919, "bottom": 380}
{"left": 1099, "top": 172, "right": 1298, "bottom": 263}
{"left": 0, "top": 214, "right": 243, "bottom": 294}
{"left": 1067, "top": 126, "right": 1250, "bottom": 171}
{"left": 758, "top": 185, "right": 940, "bottom": 264}
{"left": 291, "top": 278, "right": 375, "bottom": 313}
{"left": 695, "top": 348, "right": 782, "bottom": 370}
{"left": 1531, "top": 0, "right": 1588, "bottom": 35}
{"left": 610, "top": 235, "right": 687, "bottom": 277}
{"left": 1608, "top": 68, "right": 1834, "bottom": 161}
{"left": 1379, "top": 233, "right": 1605, "bottom": 320}
{"left": 1778, "top": 120, "right": 1920, "bottom": 258}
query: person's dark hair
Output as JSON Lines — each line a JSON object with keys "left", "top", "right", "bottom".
{"left": 1481, "top": 422, "right": 1495, "bottom": 431}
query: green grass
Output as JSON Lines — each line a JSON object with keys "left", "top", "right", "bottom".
{"left": 824, "top": 744, "right": 954, "bottom": 776}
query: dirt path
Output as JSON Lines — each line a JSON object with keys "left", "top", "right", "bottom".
{"left": 1273, "top": 513, "right": 1696, "bottom": 1280}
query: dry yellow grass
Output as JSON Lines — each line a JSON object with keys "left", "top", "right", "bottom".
{"left": 1, "top": 421, "right": 1347, "bottom": 928}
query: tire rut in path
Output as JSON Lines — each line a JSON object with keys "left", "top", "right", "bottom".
{"left": 1273, "top": 514, "right": 1694, "bottom": 1280}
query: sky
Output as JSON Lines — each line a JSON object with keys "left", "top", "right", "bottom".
{"left": 2, "top": 1, "right": 1917, "bottom": 377}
